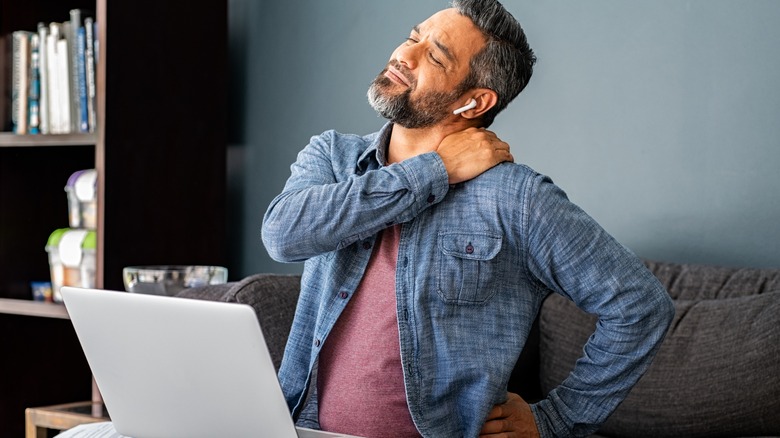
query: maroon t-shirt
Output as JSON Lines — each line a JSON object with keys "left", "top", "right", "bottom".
{"left": 317, "top": 225, "right": 420, "bottom": 437}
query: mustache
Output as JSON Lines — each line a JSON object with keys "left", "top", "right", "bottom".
{"left": 385, "top": 60, "right": 415, "bottom": 88}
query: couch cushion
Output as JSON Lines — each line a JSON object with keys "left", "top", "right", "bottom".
{"left": 539, "top": 269, "right": 780, "bottom": 437}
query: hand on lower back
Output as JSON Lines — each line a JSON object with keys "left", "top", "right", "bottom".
{"left": 480, "top": 392, "right": 540, "bottom": 438}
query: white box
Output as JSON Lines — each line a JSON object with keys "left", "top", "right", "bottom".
{"left": 46, "top": 228, "right": 96, "bottom": 302}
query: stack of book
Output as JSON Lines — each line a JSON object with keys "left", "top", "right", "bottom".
{"left": 4, "top": 9, "right": 97, "bottom": 135}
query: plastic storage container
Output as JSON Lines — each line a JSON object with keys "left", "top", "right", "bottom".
{"left": 65, "top": 169, "right": 98, "bottom": 229}
{"left": 46, "top": 228, "right": 97, "bottom": 302}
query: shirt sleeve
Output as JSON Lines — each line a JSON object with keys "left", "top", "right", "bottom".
{"left": 262, "top": 130, "right": 450, "bottom": 263}
{"left": 523, "top": 175, "right": 674, "bottom": 438}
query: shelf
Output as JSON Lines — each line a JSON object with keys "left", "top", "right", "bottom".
{"left": 0, "top": 133, "right": 97, "bottom": 147}
{"left": 0, "top": 298, "right": 69, "bottom": 319}
{"left": 0, "top": 0, "right": 227, "bottom": 434}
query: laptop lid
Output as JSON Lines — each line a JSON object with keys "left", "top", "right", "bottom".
{"left": 61, "top": 286, "right": 354, "bottom": 438}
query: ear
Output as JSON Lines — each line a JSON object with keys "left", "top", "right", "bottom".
{"left": 456, "top": 88, "right": 498, "bottom": 119}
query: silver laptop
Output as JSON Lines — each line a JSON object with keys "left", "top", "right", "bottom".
{"left": 61, "top": 286, "right": 360, "bottom": 438}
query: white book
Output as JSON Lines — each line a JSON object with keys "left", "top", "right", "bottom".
{"left": 56, "top": 38, "right": 72, "bottom": 134}
{"left": 46, "top": 34, "right": 60, "bottom": 134}
{"left": 38, "top": 23, "right": 50, "bottom": 134}
{"left": 47, "top": 24, "right": 62, "bottom": 134}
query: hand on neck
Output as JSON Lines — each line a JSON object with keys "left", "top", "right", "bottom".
{"left": 387, "top": 118, "right": 480, "bottom": 164}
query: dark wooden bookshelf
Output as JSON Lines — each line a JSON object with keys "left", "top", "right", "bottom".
{"left": 0, "top": 0, "right": 227, "bottom": 436}
{"left": 0, "top": 297, "right": 69, "bottom": 319}
{"left": 0, "top": 132, "right": 96, "bottom": 147}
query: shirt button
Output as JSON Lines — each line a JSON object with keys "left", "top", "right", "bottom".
{"left": 362, "top": 241, "right": 372, "bottom": 250}
{"left": 314, "top": 339, "right": 321, "bottom": 347}
{"left": 426, "top": 194, "right": 435, "bottom": 203}
{"left": 466, "top": 243, "right": 474, "bottom": 254}
{"left": 339, "top": 291, "right": 349, "bottom": 299}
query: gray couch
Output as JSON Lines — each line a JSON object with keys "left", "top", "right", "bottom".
{"left": 177, "top": 260, "right": 780, "bottom": 437}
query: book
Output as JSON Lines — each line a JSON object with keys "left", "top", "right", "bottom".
{"left": 56, "top": 36, "right": 71, "bottom": 134}
{"left": 0, "top": 34, "right": 8, "bottom": 131}
{"left": 47, "top": 22, "right": 72, "bottom": 135}
{"left": 76, "top": 26, "right": 88, "bottom": 132}
{"left": 65, "top": 11, "right": 78, "bottom": 133}
{"left": 84, "top": 17, "right": 97, "bottom": 132}
{"left": 46, "top": 23, "right": 62, "bottom": 134}
{"left": 11, "top": 31, "right": 33, "bottom": 134}
{"left": 37, "top": 23, "right": 50, "bottom": 134}
{"left": 28, "top": 34, "right": 40, "bottom": 134}
{"left": 67, "top": 9, "right": 94, "bottom": 133}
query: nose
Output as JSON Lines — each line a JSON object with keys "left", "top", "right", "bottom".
{"left": 395, "top": 42, "right": 420, "bottom": 70}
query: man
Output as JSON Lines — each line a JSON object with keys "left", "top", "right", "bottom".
{"left": 262, "top": 1, "right": 674, "bottom": 437}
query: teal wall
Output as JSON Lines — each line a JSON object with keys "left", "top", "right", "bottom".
{"left": 228, "top": 1, "right": 780, "bottom": 277}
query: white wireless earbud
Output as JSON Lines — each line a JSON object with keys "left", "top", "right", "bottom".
{"left": 453, "top": 98, "right": 477, "bottom": 115}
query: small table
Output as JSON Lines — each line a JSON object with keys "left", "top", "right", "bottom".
{"left": 25, "top": 401, "right": 110, "bottom": 438}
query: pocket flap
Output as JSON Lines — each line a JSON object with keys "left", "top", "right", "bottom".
{"left": 438, "top": 232, "right": 502, "bottom": 261}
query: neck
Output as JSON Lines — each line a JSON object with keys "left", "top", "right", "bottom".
{"left": 387, "top": 119, "right": 475, "bottom": 164}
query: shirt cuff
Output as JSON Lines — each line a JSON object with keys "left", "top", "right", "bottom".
{"left": 397, "top": 151, "right": 450, "bottom": 210}
{"left": 530, "top": 398, "right": 570, "bottom": 438}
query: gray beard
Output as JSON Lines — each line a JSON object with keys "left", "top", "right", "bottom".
{"left": 367, "top": 74, "right": 460, "bottom": 129}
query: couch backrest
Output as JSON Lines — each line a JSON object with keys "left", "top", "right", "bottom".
{"left": 644, "top": 259, "right": 780, "bottom": 300}
{"left": 540, "top": 260, "right": 780, "bottom": 437}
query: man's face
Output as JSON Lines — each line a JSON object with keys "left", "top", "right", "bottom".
{"left": 368, "top": 9, "right": 487, "bottom": 129}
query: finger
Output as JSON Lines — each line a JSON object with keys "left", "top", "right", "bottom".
{"left": 480, "top": 418, "right": 514, "bottom": 436}
{"left": 494, "top": 142, "right": 510, "bottom": 152}
{"left": 493, "top": 150, "right": 513, "bottom": 165}
{"left": 484, "top": 404, "right": 504, "bottom": 421}
{"left": 479, "top": 418, "right": 507, "bottom": 435}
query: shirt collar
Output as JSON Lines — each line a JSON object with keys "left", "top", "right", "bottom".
{"left": 357, "top": 122, "right": 394, "bottom": 172}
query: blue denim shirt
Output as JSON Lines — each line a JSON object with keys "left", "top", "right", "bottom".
{"left": 262, "top": 123, "right": 674, "bottom": 438}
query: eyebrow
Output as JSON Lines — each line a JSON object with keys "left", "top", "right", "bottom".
{"left": 413, "top": 25, "right": 456, "bottom": 64}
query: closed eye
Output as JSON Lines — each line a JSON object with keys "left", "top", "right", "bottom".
{"left": 428, "top": 53, "right": 444, "bottom": 67}
{"left": 408, "top": 26, "right": 448, "bottom": 69}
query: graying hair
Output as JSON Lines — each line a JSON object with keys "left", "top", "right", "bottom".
{"left": 451, "top": 0, "right": 536, "bottom": 127}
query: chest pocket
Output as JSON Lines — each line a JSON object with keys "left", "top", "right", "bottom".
{"left": 436, "top": 231, "right": 502, "bottom": 305}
